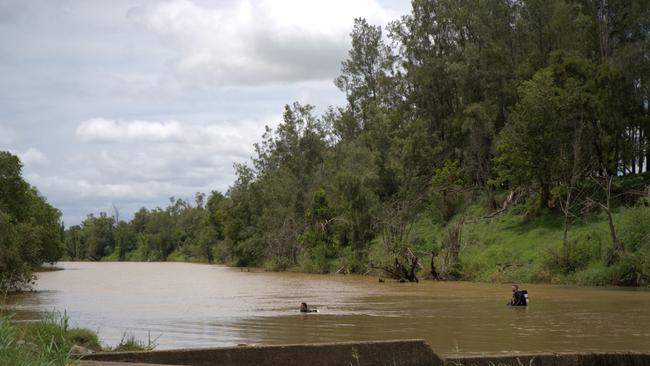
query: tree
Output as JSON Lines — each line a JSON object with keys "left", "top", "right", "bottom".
{"left": 0, "top": 151, "right": 63, "bottom": 291}
{"left": 0, "top": 151, "right": 30, "bottom": 221}
{"left": 335, "top": 18, "right": 394, "bottom": 132}
{"left": 496, "top": 51, "right": 596, "bottom": 209}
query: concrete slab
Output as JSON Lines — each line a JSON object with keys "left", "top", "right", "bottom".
{"left": 446, "top": 351, "right": 650, "bottom": 366}
{"left": 82, "top": 339, "right": 443, "bottom": 366}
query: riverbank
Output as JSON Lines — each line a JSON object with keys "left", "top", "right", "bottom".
{"left": 35, "top": 265, "right": 65, "bottom": 272}
{"left": 0, "top": 311, "right": 154, "bottom": 366}
{"left": 69, "top": 202, "right": 649, "bottom": 289}
{"left": 408, "top": 203, "right": 650, "bottom": 287}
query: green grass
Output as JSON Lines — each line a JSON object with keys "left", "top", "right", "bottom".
{"left": 0, "top": 311, "right": 155, "bottom": 365}
{"left": 107, "top": 333, "right": 157, "bottom": 352}
{"left": 365, "top": 196, "right": 650, "bottom": 287}
{"left": 65, "top": 328, "right": 101, "bottom": 351}
{"left": 447, "top": 204, "right": 649, "bottom": 286}
{"left": 0, "top": 312, "right": 75, "bottom": 366}
{"left": 461, "top": 211, "right": 565, "bottom": 282}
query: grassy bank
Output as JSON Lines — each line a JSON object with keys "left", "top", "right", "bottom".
{"left": 0, "top": 311, "right": 154, "bottom": 366}
{"left": 247, "top": 190, "right": 648, "bottom": 288}
{"left": 457, "top": 205, "right": 649, "bottom": 286}
{"left": 80, "top": 192, "right": 649, "bottom": 288}
{"left": 367, "top": 200, "right": 650, "bottom": 287}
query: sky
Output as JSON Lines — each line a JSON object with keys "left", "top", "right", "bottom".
{"left": 0, "top": 0, "right": 411, "bottom": 225}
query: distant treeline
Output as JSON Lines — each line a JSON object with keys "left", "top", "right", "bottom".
{"left": 3, "top": 0, "right": 649, "bottom": 289}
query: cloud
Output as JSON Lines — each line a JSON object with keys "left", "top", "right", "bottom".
{"left": 75, "top": 117, "right": 264, "bottom": 156}
{"left": 69, "top": 115, "right": 274, "bottom": 203}
{"left": 127, "top": 0, "right": 395, "bottom": 87}
{"left": 76, "top": 118, "right": 183, "bottom": 143}
{"left": 16, "top": 147, "right": 48, "bottom": 166}
{"left": 0, "top": 0, "right": 410, "bottom": 225}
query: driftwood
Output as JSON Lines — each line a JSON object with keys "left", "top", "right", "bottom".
{"left": 371, "top": 251, "right": 420, "bottom": 283}
{"left": 441, "top": 217, "right": 464, "bottom": 279}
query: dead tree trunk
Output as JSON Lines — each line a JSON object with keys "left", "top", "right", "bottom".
{"left": 430, "top": 251, "right": 440, "bottom": 280}
{"left": 443, "top": 217, "right": 464, "bottom": 279}
{"left": 589, "top": 175, "right": 624, "bottom": 263}
{"left": 560, "top": 119, "right": 587, "bottom": 271}
{"left": 372, "top": 253, "right": 419, "bottom": 283}
{"left": 375, "top": 196, "right": 423, "bottom": 283}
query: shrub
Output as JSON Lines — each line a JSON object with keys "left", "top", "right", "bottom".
{"left": 618, "top": 207, "right": 650, "bottom": 252}
{"left": 609, "top": 253, "right": 646, "bottom": 287}
{"left": 574, "top": 264, "right": 611, "bottom": 286}
{"left": 542, "top": 234, "right": 602, "bottom": 275}
{"left": 66, "top": 328, "right": 101, "bottom": 351}
{"left": 109, "top": 333, "right": 157, "bottom": 352}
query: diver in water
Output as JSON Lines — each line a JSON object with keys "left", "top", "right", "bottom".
{"left": 507, "top": 284, "right": 528, "bottom": 306}
{"left": 300, "top": 302, "right": 318, "bottom": 313}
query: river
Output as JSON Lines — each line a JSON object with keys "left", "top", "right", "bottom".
{"left": 4, "top": 262, "right": 650, "bottom": 356}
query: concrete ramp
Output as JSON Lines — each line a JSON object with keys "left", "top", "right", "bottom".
{"left": 447, "top": 352, "right": 650, "bottom": 366}
{"left": 80, "top": 342, "right": 650, "bottom": 366}
{"left": 81, "top": 339, "right": 443, "bottom": 366}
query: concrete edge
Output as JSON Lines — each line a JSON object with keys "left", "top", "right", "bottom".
{"left": 94, "top": 338, "right": 428, "bottom": 353}
{"left": 82, "top": 339, "right": 442, "bottom": 366}
{"left": 80, "top": 341, "right": 650, "bottom": 366}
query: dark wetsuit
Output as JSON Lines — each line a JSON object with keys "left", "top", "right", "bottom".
{"left": 509, "top": 290, "right": 528, "bottom": 306}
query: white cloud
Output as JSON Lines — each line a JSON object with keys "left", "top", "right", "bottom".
{"left": 16, "top": 147, "right": 48, "bottom": 166}
{"left": 127, "top": 0, "right": 396, "bottom": 87}
{"left": 75, "top": 117, "right": 266, "bottom": 156}
{"left": 68, "top": 115, "right": 274, "bottom": 209}
{"left": 76, "top": 118, "right": 183, "bottom": 143}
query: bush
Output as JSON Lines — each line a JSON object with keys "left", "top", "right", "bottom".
{"left": 573, "top": 254, "right": 647, "bottom": 287}
{"left": 66, "top": 328, "right": 101, "bottom": 351}
{"left": 609, "top": 253, "right": 646, "bottom": 286}
{"left": 542, "top": 233, "right": 604, "bottom": 275}
{"left": 618, "top": 206, "right": 650, "bottom": 252}
{"left": 574, "top": 264, "right": 611, "bottom": 286}
{"left": 263, "top": 257, "right": 293, "bottom": 272}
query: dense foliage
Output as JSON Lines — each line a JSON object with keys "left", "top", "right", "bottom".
{"left": 64, "top": 0, "right": 649, "bottom": 285}
{"left": 0, "top": 152, "right": 63, "bottom": 291}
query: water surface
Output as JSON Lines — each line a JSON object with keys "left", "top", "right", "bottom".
{"left": 5, "top": 262, "right": 650, "bottom": 356}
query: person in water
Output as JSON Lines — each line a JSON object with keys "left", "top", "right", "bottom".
{"left": 507, "top": 284, "right": 528, "bottom": 306}
{"left": 300, "top": 302, "right": 317, "bottom": 313}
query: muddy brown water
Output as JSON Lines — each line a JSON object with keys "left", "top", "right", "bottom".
{"left": 4, "top": 262, "right": 650, "bottom": 356}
